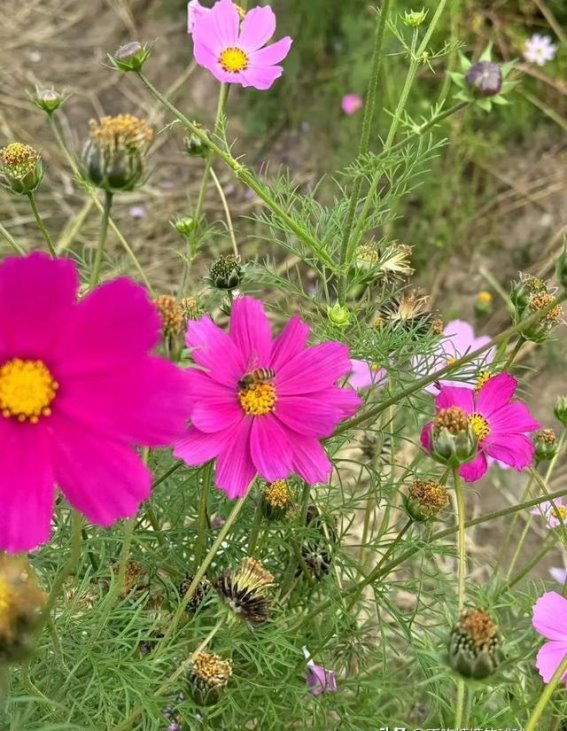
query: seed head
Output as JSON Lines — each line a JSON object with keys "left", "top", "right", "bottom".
{"left": 155, "top": 295, "right": 185, "bottom": 337}
{"left": 405, "top": 479, "right": 449, "bottom": 522}
{"left": 448, "top": 608, "right": 504, "bottom": 679}
{"left": 178, "top": 575, "right": 212, "bottom": 613}
{"left": 534, "top": 428, "right": 558, "bottom": 463}
{"left": 214, "top": 558, "right": 276, "bottom": 628}
{"left": 188, "top": 651, "right": 232, "bottom": 706}
{"left": 0, "top": 143, "right": 43, "bottom": 195}
{"left": 209, "top": 254, "right": 243, "bottom": 290}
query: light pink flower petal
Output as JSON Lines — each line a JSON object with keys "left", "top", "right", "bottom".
{"left": 239, "top": 64, "right": 284, "bottom": 90}
{"left": 229, "top": 296, "right": 272, "bottom": 367}
{"left": 191, "top": 397, "right": 243, "bottom": 433}
{"left": 550, "top": 568, "right": 567, "bottom": 585}
{"left": 288, "top": 433, "right": 333, "bottom": 484}
{"left": 250, "top": 415, "right": 293, "bottom": 480}
{"left": 56, "top": 358, "right": 192, "bottom": 446}
{"left": 270, "top": 315, "right": 310, "bottom": 372}
{"left": 484, "top": 433, "right": 535, "bottom": 470}
{"left": 533, "top": 591, "right": 567, "bottom": 641}
{"left": 215, "top": 420, "right": 256, "bottom": 499}
{"left": 341, "top": 94, "right": 362, "bottom": 116}
{"left": 54, "top": 278, "right": 161, "bottom": 377}
{"left": 0, "top": 421, "right": 55, "bottom": 553}
{"left": 274, "top": 397, "right": 341, "bottom": 437}
{"left": 442, "top": 320, "right": 477, "bottom": 355}
{"left": 435, "top": 385, "right": 475, "bottom": 413}
{"left": 459, "top": 452, "right": 488, "bottom": 482}
{"left": 238, "top": 5, "right": 276, "bottom": 50}
{"left": 487, "top": 402, "right": 540, "bottom": 436}
{"left": 0, "top": 252, "right": 78, "bottom": 357}
{"left": 250, "top": 37, "right": 293, "bottom": 66}
{"left": 277, "top": 341, "right": 351, "bottom": 395}
{"left": 186, "top": 315, "right": 245, "bottom": 386}
{"left": 476, "top": 372, "right": 518, "bottom": 416}
{"left": 50, "top": 416, "right": 152, "bottom": 527}
{"left": 187, "top": 0, "right": 209, "bottom": 33}
{"left": 536, "top": 641, "right": 567, "bottom": 683}
{"left": 349, "top": 359, "right": 387, "bottom": 390}
{"left": 196, "top": 0, "right": 239, "bottom": 50}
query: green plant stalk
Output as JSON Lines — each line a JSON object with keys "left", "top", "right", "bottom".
{"left": 503, "top": 335, "right": 526, "bottom": 370}
{"left": 453, "top": 468, "right": 467, "bottom": 731}
{"left": 335, "top": 291, "right": 567, "bottom": 436}
{"left": 0, "top": 664, "right": 9, "bottom": 713}
{"left": 42, "top": 510, "right": 83, "bottom": 619}
{"left": 136, "top": 71, "right": 335, "bottom": 269}
{"left": 210, "top": 166, "right": 239, "bottom": 257}
{"left": 505, "top": 537, "right": 555, "bottom": 590}
{"left": 90, "top": 190, "right": 113, "bottom": 288}
{"left": 247, "top": 498, "right": 264, "bottom": 556}
{"left": 193, "top": 461, "right": 213, "bottom": 571}
{"left": 338, "top": 0, "right": 392, "bottom": 298}
{"left": 502, "top": 473, "right": 534, "bottom": 558}
{"left": 525, "top": 655, "right": 567, "bottom": 731}
{"left": 27, "top": 192, "right": 56, "bottom": 257}
{"left": 454, "top": 679, "right": 466, "bottom": 730}
{"left": 180, "top": 84, "right": 228, "bottom": 294}
{"left": 0, "top": 220, "right": 25, "bottom": 254}
{"left": 46, "top": 115, "right": 152, "bottom": 291}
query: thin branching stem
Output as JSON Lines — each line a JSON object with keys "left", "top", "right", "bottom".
{"left": 90, "top": 190, "right": 113, "bottom": 288}
{"left": 27, "top": 192, "right": 56, "bottom": 257}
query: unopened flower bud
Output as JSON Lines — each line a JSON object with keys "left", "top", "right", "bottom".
{"left": 172, "top": 216, "right": 196, "bottom": 237}
{"left": 188, "top": 651, "right": 232, "bottom": 706}
{"left": 534, "top": 429, "right": 558, "bottom": 463}
{"left": 511, "top": 274, "right": 563, "bottom": 343}
{"left": 327, "top": 303, "right": 350, "bottom": 327}
{"left": 402, "top": 9, "right": 428, "bottom": 27}
{"left": 261, "top": 480, "right": 294, "bottom": 520}
{"left": 431, "top": 407, "right": 477, "bottom": 466}
{"left": 474, "top": 290, "right": 493, "bottom": 316}
{"left": 109, "top": 41, "right": 151, "bottom": 72}
{"left": 83, "top": 115, "right": 153, "bottom": 193}
{"left": 209, "top": 254, "right": 242, "bottom": 290}
{"left": 184, "top": 131, "right": 209, "bottom": 159}
{"left": 448, "top": 608, "right": 504, "bottom": 679}
{"left": 554, "top": 396, "right": 567, "bottom": 428}
{"left": 0, "top": 143, "right": 43, "bottom": 195}
{"left": 404, "top": 479, "right": 449, "bottom": 522}
{"left": 465, "top": 61, "right": 503, "bottom": 97}
{"left": 0, "top": 556, "right": 46, "bottom": 664}
{"left": 31, "top": 86, "right": 67, "bottom": 114}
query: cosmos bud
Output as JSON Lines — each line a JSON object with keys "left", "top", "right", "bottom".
{"left": 31, "top": 86, "right": 67, "bottom": 114}
{"left": 184, "top": 131, "right": 209, "bottom": 159}
{"left": 172, "top": 216, "right": 197, "bottom": 237}
{"left": 448, "top": 608, "right": 504, "bottom": 679}
{"left": 402, "top": 9, "right": 428, "bottom": 27}
{"left": 0, "top": 143, "right": 44, "bottom": 196}
{"left": 108, "top": 41, "right": 151, "bottom": 72}
{"left": 327, "top": 303, "right": 350, "bottom": 327}
{"left": 465, "top": 61, "right": 503, "bottom": 97}
{"left": 474, "top": 290, "right": 493, "bottom": 317}
{"left": 209, "top": 254, "right": 243, "bottom": 290}
{"left": 554, "top": 396, "right": 567, "bottom": 428}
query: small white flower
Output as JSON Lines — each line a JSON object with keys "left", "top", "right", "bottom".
{"left": 523, "top": 34, "right": 557, "bottom": 66}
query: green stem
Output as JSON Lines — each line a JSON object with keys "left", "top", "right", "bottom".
{"left": 503, "top": 335, "right": 526, "bottom": 370}
{"left": 247, "top": 498, "right": 264, "bottom": 556}
{"left": 338, "top": 0, "right": 392, "bottom": 298}
{"left": 90, "top": 190, "right": 113, "bottom": 288}
{"left": 193, "top": 461, "right": 212, "bottom": 572}
{"left": 42, "top": 510, "right": 83, "bottom": 619}
{"left": 506, "top": 538, "right": 555, "bottom": 590}
{"left": 334, "top": 291, "right": 567, "bottom": 436}
{"left": 502, "top": 473, "right": 534, "bottom": 558}
{"left": 112, "top": 517, "right": 136, "bottom": 600}
{"left": 152, "top": 461, "right": 183, "bottom": 489}
{"left": 27, "top": 192, "right": 56, "bottom": 257}
{"left": 0, "top": 221, "right": 26, "bottom": 254}
{"left": 454, "top": 678, "right": 465, "bottom": 730}
{"left": 136, "top": 71, "right": 335, "bottom": 269}
{"left": 0, "top": 665, "right": 9, "bottom": 713}
{"left": 525, "top": 655, "right": 567, "bottom": 731}
{"left": 453, "top": 468, "right": 467, "bottom": 612}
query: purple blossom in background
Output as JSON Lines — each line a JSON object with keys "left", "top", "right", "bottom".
{"left": 349, "top": 359, "right": 387, "bottom": 390}
{"left": 341, "top": 94, "right": 363, "bottom": 116}
{"left": 303, "top": 646, "right": 337, "bottom": 696}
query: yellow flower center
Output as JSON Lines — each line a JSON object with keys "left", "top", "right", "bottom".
{"left": 238, "top": 382, "right": 276, "bottom": 416}
{"left": 219, "top": 47, "right": 249, "bottom": 73}
{"left": 370, "top": 362, "right": 382, "bottom": 373}
{"left": 475, "top": 371, "right": 492, "bottom": 392}
{"left": 469, "top": 412, "right": 490, "bottom": 441}
{"left": 446, "top": 355, "right": 458, "bottom": 366}
{"left": 552, "top": 505, "right": 567, "bottom": 523}
{"left": 0, "top": 358, "right": 58, "bottom": 423}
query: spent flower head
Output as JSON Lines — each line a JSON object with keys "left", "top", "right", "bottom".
{"left": 449, "top": 608, "right": 504, "bottom": 679}
{"left": 188, "top": 651, "right": 232, "bottom": 705}
{"left": 209, "top": 254, "right": 243, "bottom": 290}
{"left": 511, "top": 273, "right": 563, "bottom": 342}
{"left": 262, "top": 479, "right": 294, "bottom": 519}
{"left": 404, "top": 479, "right": 449, "bottom": 522}
{"left": 215, "top": 557, "right": 276, "bottom": 627}
{"left": 534, "top": 428, "right": 558, "bottom": 463}
{"left": 0, "top": 142, "right": 43, "bottom": 195}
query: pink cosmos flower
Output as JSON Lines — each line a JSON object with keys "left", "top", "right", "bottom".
{"left": 523, "top": 34, "right": 557, "bottom": 66}
{"left": 303, "top": 647, "right": 338, "bottom": 695}
{"left": 174, "top": 297, "right": 361, "bottom": 499}
{"left": 531, "top": 498, "right": 567, "bottom": 529}
{"left": 187, "top": 0, "right": 209, "bottom": 34}
{"left": 532, "top": 591, "right": 567, "bottom": 684}
{"left": 349, "top": 359, "right": 387, "bottom": 390}
{"left": 420, "top": 372, "right": 540, "bottom": 482}
{"left": 0, "top": 253, "right": 191, "bottom": 553}
{"left": 191, "top": 0, "right": 293, "bottom": 91}
{"left": 341, "top": 94, "right": 363, "bottom": 116}
{"left": 414, "top": 319, "right": 494, "bottom": 394}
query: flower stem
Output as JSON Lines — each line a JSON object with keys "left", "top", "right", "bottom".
{"left": 90, "top": 190, "right": 113, "bottom": 288}
{"left": 453, "top": 468, "right": 467, "bottom": 613}
{"left": 503, "top": 335, "right": 526, "bottom": 370}
{"left": 210, "top": 166, "right": 239, "bottom": 257}
{"left": 525, "top": 655, "right": 567, "bottom": 731}
{"left": 0, "top": 221, "right": 26, "bottom": 255}
{"left": 135, "top": 71, "right": 335, "bottom": 269}
{"left": 113, "top": 517, "right": 136, "bottom": 600}
{"left": 42, "top": 510, "right": 83, "bottom": 619}
{"left": 247, "top": 498, "right": 264, "bottom": 556}
{"left": 454, "top": 678, "right": 466, "bottom": 730}
{"left": 27, "top": 192, "right": 56, "bottom": 257}
{"left": 505, "top": 537, "right": 555, "bottom": 591}
{"left": 193, "top": 461, "right": 212, "bottom": 572}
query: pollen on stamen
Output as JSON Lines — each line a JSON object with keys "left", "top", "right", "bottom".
{"left": 219, "top": 47, "right": 249, "bottom": 73}
{"left": 238, "top": 383, "right": 277, "bottom": 416}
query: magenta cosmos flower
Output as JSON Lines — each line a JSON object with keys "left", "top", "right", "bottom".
{"left": 349, "top": 359, "right": 387, "bottom": 390}
{"left": 341, "top": 94, "right": 363, "bottom": 116}
{"left": 532, "top": 591, "right": 567, "bottom": 684}
{"left": 174, "top": 297, "right": 361, "bottom": 498}
{"left": 414, "top": 319, "right": 494, "bottom": 394}
{"left": 0, "top": 253, "right": 190, "bottom": 553}
{"left": 191, "top": 0, "right": 292, "bottom": 90}
{"left": 421, "top": 372, "right": 540, "bottom": 482}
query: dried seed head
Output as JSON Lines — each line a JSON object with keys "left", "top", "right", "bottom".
{"left": 405, "top": 479, "right": 449, "bottom": 522}
{"left": 188, "top": 651, "right": 232, "bottom": 706}
{"left": 215, "top": 558, "right": 276, "bottom": 627}
{"left": 0, "top": 143, "right": 43, "bottom": 195}
{"left": 449, "top": 608, "right": 504, "bottom": 679}
{"left": 155, "top": 295, "right": 185, "bottom": 337}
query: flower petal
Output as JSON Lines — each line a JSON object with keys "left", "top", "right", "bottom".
{"left": 270, "top": 315, "right": 310, "bottom": 372}
{"left": 476, "top": 372, "right": 518, "bottom": 416}
{"left": 250, "top": 415, "right": 293, "bottom": 480}
{"left": 288, "top": 433, "right": 333, "bottom": 484}
{"left": 0, "top": 421, "right": 55, "bottom": 553}
{"left": 459, "top": 452, "right": 488, "bottom": 482}
{"left": 536, "top": 641, "right": 567, "bottom": 683}
{"left": 249, "top": 37, "right": 292, "bottom": 66}
{"left": 274, "top": 397, "right": 340, "bottom": 437}
{"left": 50, "top": 416, "right": 151, "bottom": 527}
{"left": 532, "top": 591, "right": 567, "bottom": 641}
{"left": 191, "top": 397, "right": 243, "bottom": 433}
{"left": 175, "top": 426, "right": 231, "bottom": 466}
{"left": 277, "top": 341, "right": 351, "bottom": 395}
{"left": 435, "top": 385, "right": 474, "bottom": 413}
{"left": 193, "top": 0, "right": 239, "bottom": 50}
{"left": 186, "top": 315, "right": 245, "bottom": 386}
{"left": 229, "top": 296, "right": 272, "bottom": 368}
{"left": 239, "top": 65, "right": 284, "bottom": 90}
{"left": 0, "top": 252, "right": 78, "bottom": 358}
{"left": 238, "top": 5, "right": 276, "bottom": 50}
{"left": 484, "top": 433, "right": 534, "bottom": 470}
{"left": 215, "top": 419, "right": 256, "bottom": 499}
{"left": 487, "top": 402, "right": 540, "bottom": 436}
